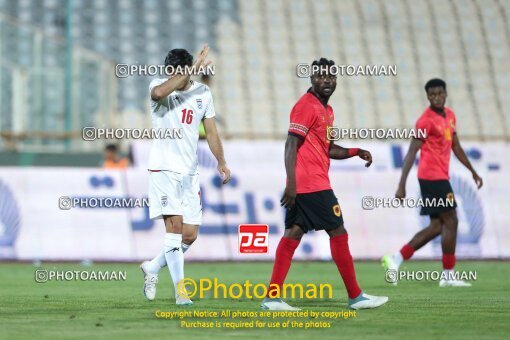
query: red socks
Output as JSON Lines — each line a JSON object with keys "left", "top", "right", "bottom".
{"left": 268, "top": 234, "right": 366, "bottom": 299}
{"left": 267, "top": 237, "right": 300, "bottom": 297}
{"left": 442, "top": 253, "right": 456, "bottom": 270}
{"left": 330, "top": 234, "right": 362, "bottom": 299}
{"left": 400, "top": 244, "right": 415, "bottom": 260}
{"left": 399, "top": 245, "right": 455, "bottom": 269}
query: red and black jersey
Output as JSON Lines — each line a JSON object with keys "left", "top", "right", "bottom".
{"left": 415, "top": 106, "right": 457, "bottom": 180}
{"left": 288, "top": 90, "right": 334, "bottom": 194}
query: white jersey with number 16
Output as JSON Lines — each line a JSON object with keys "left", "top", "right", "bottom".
{"left": 148, "top": 79, "right": 215, "bottom": 174}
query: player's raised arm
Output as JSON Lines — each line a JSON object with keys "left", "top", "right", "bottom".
{"left": 328, "top": 143, "right": 372, "bottom": 167}
{"left": 203, "top": 117, "right": 231, "bottom": 184}
{"left": 151, "top": 73, "right": 189, "bottom": 101}
{"left": 151, "top": 44, "right": 211, "bottom": 101}
{"left": 452, "top": 133, "right": 483, "bottom": 188}
{"left": 396, "top": 137, "right": 422, "bottom": 199}
{"left": 280, "top": 134, "right": 302, "bottom": 208}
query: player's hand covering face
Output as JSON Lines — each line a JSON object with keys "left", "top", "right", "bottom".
{"left": 194, "top": 44, "right": 213, "bottom": 69}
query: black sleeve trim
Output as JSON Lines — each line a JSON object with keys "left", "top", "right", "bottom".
{"left": 288, "top": 132, "right": 305, "bottom": 140}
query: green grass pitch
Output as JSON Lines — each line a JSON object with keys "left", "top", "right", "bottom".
{"left": 1, "top": 261, "right": 509, "bottom": 339}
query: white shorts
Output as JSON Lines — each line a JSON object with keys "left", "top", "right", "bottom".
{"left": 148, "top": 171, "right": 202, "bottom": 225}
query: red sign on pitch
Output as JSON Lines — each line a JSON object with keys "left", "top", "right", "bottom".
{"left": 238, "top": 224, "right": 269, "bottom": 254}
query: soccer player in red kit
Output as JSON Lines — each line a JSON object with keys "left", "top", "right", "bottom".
{"left": 261, "top": 58, "right": 388, "bottom": 311}
{"left": 382, "top": 78, "right": 483, "bottom": 287}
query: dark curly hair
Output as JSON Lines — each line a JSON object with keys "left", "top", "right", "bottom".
{"left": 164, "top": 49, "right": 193, "bottom": 68}
{"left": 311, "top": 58, "right": 335, "bottom": 77}
{"left": 424, "top": 78, "right": 446, "bottom": 92}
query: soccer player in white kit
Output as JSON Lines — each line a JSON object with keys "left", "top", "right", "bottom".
{"left": 140, "top": 45, "right": 231, "bottom": 305}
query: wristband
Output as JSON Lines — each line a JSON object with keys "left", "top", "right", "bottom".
{"left": 348, "top": 148, "right": 359, "bottom": 157}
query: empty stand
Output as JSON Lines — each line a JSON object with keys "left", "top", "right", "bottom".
{"left": 0, "top": 0, "right": 509, "bottom": 144}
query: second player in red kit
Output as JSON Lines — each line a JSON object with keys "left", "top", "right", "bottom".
{"left": 261, "top": 58, "right": 389, "bottom": 311}
{"left": 382, "top": 78, "right": 483, "bottom": 287}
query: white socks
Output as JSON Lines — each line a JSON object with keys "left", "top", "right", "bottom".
{"left": 146, "top": 241, "right": 192, "bottom": 274}
{"left": 182, "top": 242, "right": 190, "bottom": 253}
{"left": 146, "top": 250, "right": 167, "bottom": 274}
{"left": 164, "top": 233, "right": 185, "bottom": 292}
{"left": 393, "top": 252, "right": 404, "bottom": 267}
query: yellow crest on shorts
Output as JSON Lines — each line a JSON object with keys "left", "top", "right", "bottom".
{"left": 446, "top": 192, "right": 455, "bottom": 204}
{"left": 333, "top": 204, "right": 342, "bottom": 217}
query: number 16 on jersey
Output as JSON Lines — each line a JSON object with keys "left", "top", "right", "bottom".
{"left": 181, "top": 108, "right": 194, "bottom": 124}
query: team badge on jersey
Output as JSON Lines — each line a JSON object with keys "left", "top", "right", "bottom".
{"left": 445, "top": 128, "right": 452, "bottom": 141}
{"left": 196, "top": 98, "right": 202, "bottom": 109}
{"left": 161, "top": 195, "right": 168, "bottom": 207}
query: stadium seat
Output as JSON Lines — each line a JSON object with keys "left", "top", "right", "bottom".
{"left": 0, "top": 0, "right": 509, "bottom": 142}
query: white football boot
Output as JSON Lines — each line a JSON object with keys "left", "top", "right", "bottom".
{"left": 140, "top": 261, "right": 158, "bottom": 301}
{"left": 175, "top": 293, "right": 193, "bottom": 306}
{"left": 381, "top": 254, "right": 400, "bottom": 285}
{"left": 261, "top": 298, "right": 301, "bottom": 311}
{"left": 348, "top": 292, "right": 389, "bottom": 310}
{"left": 439, "top": 270, "right": 472, "bottom": 287}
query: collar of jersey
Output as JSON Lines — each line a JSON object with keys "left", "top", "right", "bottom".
{"left": 307, "top": 87, "right": 329, "bottom": 108}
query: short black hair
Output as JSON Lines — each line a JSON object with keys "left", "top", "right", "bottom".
{"left": 105, "top": 144, "right": 118, "bottom": 152}
{"left": 311, "top": 57, "right": 335, "bottom": 76}
{"left": 164, "top": 49, "right": 193, "bottom": 68}
{"left": 424, "top": 78, "right": 447, "bottom": 92}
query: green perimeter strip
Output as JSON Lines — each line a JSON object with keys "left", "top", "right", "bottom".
{"left": 19, "top": 152, "right": 35, "bottom": 166}
{"left": 0, "top": 152, "right": 104, "bottom": 167}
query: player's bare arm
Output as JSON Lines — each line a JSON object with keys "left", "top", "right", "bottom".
{"left": 151, "top": 44, "right": 211, "bottom": 101}
{"left": 452, "top": 133, "right": 483, "bottom": 188}
{"left": 150, "top": 73, "right": 190, "bottom": 101}
{"left": 280, "top": 134, "right": 302, "bottom": 209}
{"left": 328, "top": 143, "right": 372, "bottom": 167}
{"left": 396, "top": 137, "right": 423, "bottom": 199}
{"left": 203, "top": 117, "right": 231, "bottom": 184}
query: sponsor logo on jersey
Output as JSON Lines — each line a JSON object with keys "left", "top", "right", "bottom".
{"left": 196, "top": 98, "right": 202, "bottom": 109}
